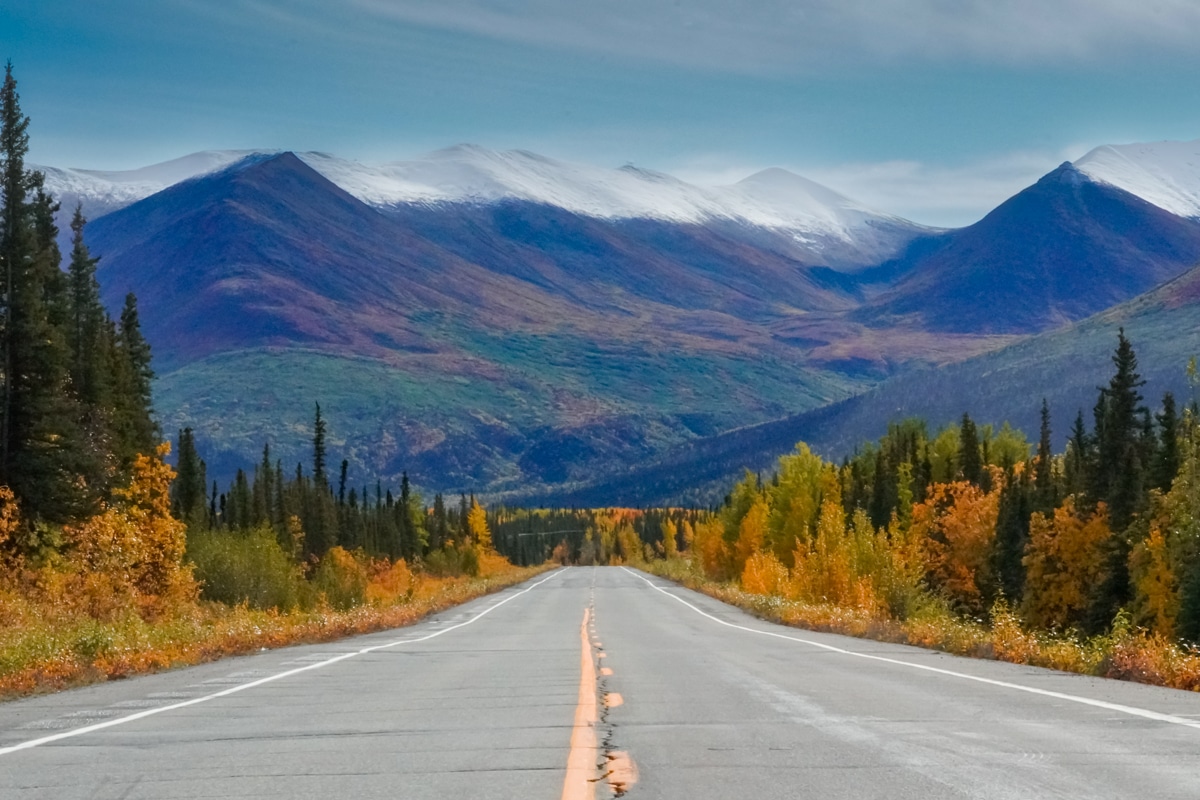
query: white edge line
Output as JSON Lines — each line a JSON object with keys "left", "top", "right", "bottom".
{"left": 620, "top": 567, "right": 1200, "bottom": 731}
{"left": 0, "top": 568, "right": 565, "bottom": 756}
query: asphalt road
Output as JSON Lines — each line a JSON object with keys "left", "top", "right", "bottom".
{"left": 2, "top": 566, "right": 1200, "bottom": 799}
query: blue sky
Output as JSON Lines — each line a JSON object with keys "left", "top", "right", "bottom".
{"left": 6, "top": 0, "right": 1200, "bottom": 225}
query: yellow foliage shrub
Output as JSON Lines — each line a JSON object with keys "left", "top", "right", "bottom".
{"left": 64, "top": 444, "right": 195, "bottom": 615}
{"left": 1022, "top": 498, "right": 1109, "bottom": 630}
{"left": 741, "top": 551, "right": 789, "bottom": 596}
{"left": 366, "top": 558, "right": 414, "bottom": 606}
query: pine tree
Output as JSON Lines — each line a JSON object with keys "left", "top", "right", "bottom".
{"left": 991, "top": 459, "right": 1030, "bottom": 601}
{"left": 337, "top": 458, "right": 348, "bottom": 507}
{"left": 958, "top": 413, "right": 982, "bottom": 485}
{"left": 113, "top": 293, "right": 158, "bottom": 464}
{"left": 172, "top": 427, "right": 205, "bottom": 523}
{"left": 1034, "top": 399, "right": 1055, "bottom": 511}
{"left": 431, "top": 493, "right": 448, "bottom": 550}
{"left": 1153, "top": 392, "right": 1180, "bottom": 493}
{"left": 312, "top": 403, "right": 327, "bottom": 485}
{"left": 1064, "top": 410, "right": 1091, "bottom": 499}
{"left": 65, "top": 206, "right": 109, "bottom": 407}
{"left": 1084, "top": 330, "right": 1148, "bottom": 633}
{"left": 0, "top": 63, "right": 92, "bottom": 521}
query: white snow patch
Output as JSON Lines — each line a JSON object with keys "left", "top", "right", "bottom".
{"left": 1075, "top": 140, "right": 1200, "bottom": 219}
{"left": 37, "top": 151, "right": 261, "bottom": 208}
{"left": 37, "top": 145, "right": 907, "bottom": 241}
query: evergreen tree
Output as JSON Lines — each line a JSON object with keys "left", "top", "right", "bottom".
{"left": 958, "top": 413, "right": 982, "bottom": 485}
{"left": 1084, "top": 330, "right": 1148, "bottom": 633}
{"left": 431, "top": 493, "right": 448, "bottom": 550}
{"left": 172, "top": 427, "right": 205, "bottom": 523}
{"left": 312, "top": 402, "right": 327, "bottom": 485}
{"left": 1034, "top": 399, "right": 1055, "bottom": 510}
{"left": 112, "top": 293, "right": 157, "bottom": 463}
{"left": 337, "top": 458, "right": 348, "bottom": 507}
{"left": 0, "top": 63, "right": 92, "bottom": 520}
{"left": 1153, "top": 392, "right": 1180, "bottom": 493}
{"left": 1064, "top": 410, "right": 1091, "bottom": 499}
{"left": 65, "top": 205, "right": 110, "bottom": 408}
{"left": 991, "top": 459, "right": 1030, "bottom": 602}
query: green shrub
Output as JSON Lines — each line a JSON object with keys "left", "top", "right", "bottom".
{"left": 311, "top": 547, "right": 368, "bottom": 610}
{"left": 187, "top": 527, "right": 305, "bottom": 610}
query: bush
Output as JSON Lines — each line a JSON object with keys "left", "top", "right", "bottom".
{"left": 187, "top": 527, "right": 305, "bottom": 610}
{"left": 311, "top": 547, "right": 368, "bottom": 610}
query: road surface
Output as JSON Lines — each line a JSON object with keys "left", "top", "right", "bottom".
{"left": 2, "top": 566, "right": 1199, "bottom": 798}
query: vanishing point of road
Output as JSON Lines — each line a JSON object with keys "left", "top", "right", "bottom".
{"left": 2, "top": 567, "right": 1199, "bottom": 799}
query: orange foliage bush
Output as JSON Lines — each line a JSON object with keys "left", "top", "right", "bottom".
{"left": 365, "top": 558, "right": 414, "bottom": 605}
{"left": 65, "top": 443, "right": 195, "bottom": 609}
{"left": 1022, "top": 498, "right": 1110, "bottom": 630}
{"left": 911, "top": 480, "right": 999, "bottom": 614}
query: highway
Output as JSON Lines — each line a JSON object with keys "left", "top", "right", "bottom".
{"left": 2, "top": 566, "right": 1199, "bottom": 798}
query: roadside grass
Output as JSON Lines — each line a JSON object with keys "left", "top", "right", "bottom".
{"left": 0, "top": 561, "right": 552, "bottom": 701}
{"left": 642, "top": 558, "right": 1200, "bottom": 692}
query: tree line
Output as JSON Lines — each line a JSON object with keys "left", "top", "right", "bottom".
{"left": 174, "top": 402, "right": 496, "bottom": 577}
{"left": 0, "top": 62, "right": 157, "bottom": 538}
{"left": 680, "top": 329, "right": 1200, "bottom": 642}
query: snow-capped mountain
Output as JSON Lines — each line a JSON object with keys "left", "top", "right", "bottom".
{"left": 36, "top": 145, "right": 912, "bottom": 246}
{"left": 37, "top": 150, "right": 258, "bottom": 219}
{"left": 1075, "top": 139, "right": 1200, "bottom": 219}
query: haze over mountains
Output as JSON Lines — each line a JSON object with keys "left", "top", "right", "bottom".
{"left": 35, "top": 139, "right": 1200, "bottom": 502}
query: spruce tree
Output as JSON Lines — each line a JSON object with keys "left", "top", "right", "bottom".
{"left": 991, "top": 459, "right": 1030, "bottom": 602}
{"left": 66, "top": 205, "right": 107, "bottom": 404}
{"left": 1064, "top": 410, "right": 1091, "bottom": 500}
{"left": 1084, "top": 330, "right": 1148, "bottom": 633}
{"left": 1153, "top": 392, "right": 1180, "bottom": 493}
{"left": 113, "top": 293, "right": 158, "bottom": 463}
{"left": 958, "top": 413, "right": 982, "bottom": 486}
{"left": 398, "top": 471, "right": 413, "bottom": 557}
{"left": 1034, "top": 400, "right": 1052, "bottom": 499}
{"left": 172, "top": 427, "right": 205, "bottom": 523}
{"left": 0, "top": 63, "right": 92, "bottom": 520}
{"left": 312, "top": 403, "right": 327, "bottom": 485}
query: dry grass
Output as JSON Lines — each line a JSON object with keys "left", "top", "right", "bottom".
{"left": 643, "top": 558, "right": 1200, "bottom": 692}
{"left": 0, "top": 563, "right": 552, "bottom": 701}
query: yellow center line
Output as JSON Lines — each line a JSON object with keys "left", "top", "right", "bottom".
{"left": 561, "top": 607, "right": 599, "bottom": 800}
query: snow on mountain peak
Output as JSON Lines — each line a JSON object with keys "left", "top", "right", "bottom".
{"left": 1074, "top": 140, "right": 1200, "bottom": 219}
{"left": 295, "top": 146, "right": 901, "bottom": 238}
{"left": 38, "top": 150, "right": 262, "bottom": 206}
{"left": 37, "top": 145, "right": 905, "bottom": 240}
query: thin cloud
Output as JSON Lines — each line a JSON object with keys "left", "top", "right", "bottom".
{"left": 333, "top": 0, "right": 1200, "bottom": 71}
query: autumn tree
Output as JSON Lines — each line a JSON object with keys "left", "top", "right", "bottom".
{"left": 1021, "top": 498, "right": 1110, "bottom": 630}
{"left": 467, "top": 498, "right": 491, "bottom": 550}
{"left": 910, "top": 478, "right": 999, "bottom": 614}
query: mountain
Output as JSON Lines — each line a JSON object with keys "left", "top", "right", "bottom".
{"left": 86, "top": 152, "right": 974, "bottom": 494}
{"left": 55, "top": 139, "right": 1200, "bottom": 501}
{"left": 546, "top": 263, "right": 1200, "bottom": 507}
{"left": 42, "top": 145, "right": 926, "bottom": 270}
{"left": 860, "top": 162, "right": 1200, "bottom": 333}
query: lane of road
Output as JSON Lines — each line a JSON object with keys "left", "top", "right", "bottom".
{"left": 2, "top": 566, "right": 1199, "bottom": 798}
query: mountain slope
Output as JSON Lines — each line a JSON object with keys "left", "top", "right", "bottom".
{"left": 861, "top": 163, "right": 1200, "bottom": 333}
{"left": 86, "top": 153, "right": 932, "bottom": 493}
{"left": 544, "top": 264, "right": 1200, "bottom": 507}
